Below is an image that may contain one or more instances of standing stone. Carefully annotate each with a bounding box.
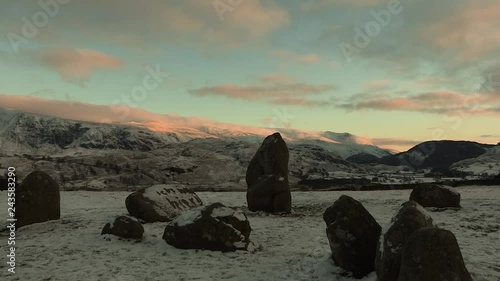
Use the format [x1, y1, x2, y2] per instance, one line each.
[375, 201, 434, 281]
[163, 203, 251, 252]
[101, 215, 144, 240]
[323, 195, 381, 278]
[410, 184, 461, 208]
[246, 132, 291, 213]
[16, 171, 60, 227]
[398, 227, 473, 281]
[126, 184, 203, 223]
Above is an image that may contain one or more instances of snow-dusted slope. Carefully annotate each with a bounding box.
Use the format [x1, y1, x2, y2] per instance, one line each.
[451, 146, 500, 176]
[0, 107, 391, 159]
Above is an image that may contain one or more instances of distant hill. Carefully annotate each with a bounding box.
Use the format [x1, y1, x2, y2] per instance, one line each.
[379, 140, 495, 169]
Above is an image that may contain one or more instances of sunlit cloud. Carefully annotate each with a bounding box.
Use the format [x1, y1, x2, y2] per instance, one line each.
[189, 74, 338, 106]
[362, 80, 390, 91]
[301, 0, 387, 11]
[272, 49, 321, 64]
[32, 48, 125, 83]
[340, 90, 500, 116]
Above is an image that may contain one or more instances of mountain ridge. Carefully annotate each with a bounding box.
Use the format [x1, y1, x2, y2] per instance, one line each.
[0, 106, 390, 159]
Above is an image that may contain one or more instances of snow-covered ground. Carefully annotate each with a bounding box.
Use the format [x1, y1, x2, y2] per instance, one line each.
[1, 186, 499, 281]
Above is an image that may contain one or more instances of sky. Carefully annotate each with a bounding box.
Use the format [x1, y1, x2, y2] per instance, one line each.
[0, 0, 499, 151]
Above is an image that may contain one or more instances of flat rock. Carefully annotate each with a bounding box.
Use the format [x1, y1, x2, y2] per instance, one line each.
[410, 184, 460, 208]
[126, 184, 203, 223]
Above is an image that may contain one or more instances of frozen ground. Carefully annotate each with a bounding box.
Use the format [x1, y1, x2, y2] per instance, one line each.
[0, 186, 499, 281]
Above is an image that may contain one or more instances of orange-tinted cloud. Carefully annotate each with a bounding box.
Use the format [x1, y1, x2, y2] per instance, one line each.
[341, 90, 500, 116]
[189, 75, 337, 106]
[362, 80, 390, 91]
[30, 48, 124, 83]
[301, 0, 387, 11]
[413, 77, 451, 89]
[272, 49, 321, 64]
[191, 84, 335, 100]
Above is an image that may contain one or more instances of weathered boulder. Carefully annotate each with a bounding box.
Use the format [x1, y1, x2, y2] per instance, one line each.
[246, 132, 291, 213]
[126, 184, 203, 223]
[101, 215, 144, 240]
[323, 195, 381, 278]
[398, 227, 472, 281]
[410, 184, 460, 208]
[375, 201, 434, 281]
[163, 203, 251, 252]
[15, 171, 60, 227]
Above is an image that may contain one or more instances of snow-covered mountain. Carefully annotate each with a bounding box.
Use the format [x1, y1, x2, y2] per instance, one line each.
[0, 107, 390, 159]
[0, 106, 391, 191]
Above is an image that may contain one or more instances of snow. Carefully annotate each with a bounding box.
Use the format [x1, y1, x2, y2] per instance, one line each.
[171, 206, 203, 227]
[212, 206, 236, 218]
[0, 186, 499, 281]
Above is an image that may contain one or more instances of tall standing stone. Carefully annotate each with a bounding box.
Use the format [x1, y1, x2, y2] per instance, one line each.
[16, 171, 61, 227]
[246, 132, 291, 213]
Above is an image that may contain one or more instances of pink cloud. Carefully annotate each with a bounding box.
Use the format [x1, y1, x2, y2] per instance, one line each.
[362, 80, 390, 91]
[413, 77, 451, 88]
[33, 48, 124, 83]
[342, 90, 499, 115]
[189, 75, 338, 106]
[301, 0, 387, 11]
[272, 50, 321, 64]
[260, 73, 294, 84]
